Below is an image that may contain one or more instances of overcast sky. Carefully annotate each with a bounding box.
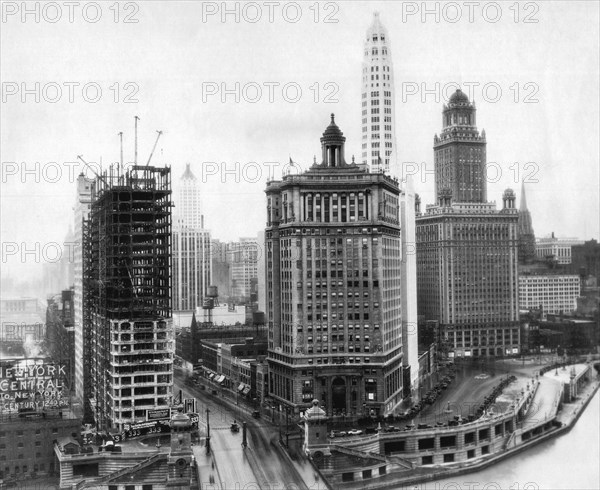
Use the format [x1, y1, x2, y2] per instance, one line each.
[1, 0, 599, 285]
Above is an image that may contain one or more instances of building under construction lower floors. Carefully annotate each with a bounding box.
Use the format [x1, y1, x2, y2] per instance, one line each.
[90, 315, 174, 431]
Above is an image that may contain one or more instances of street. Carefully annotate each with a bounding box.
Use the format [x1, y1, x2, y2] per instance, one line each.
[175, 370, 315, 490]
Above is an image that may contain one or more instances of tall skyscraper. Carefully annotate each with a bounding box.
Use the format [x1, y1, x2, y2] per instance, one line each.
[361, 12, 419, 396]
[434, 89, 487, 203]
[85, 165, 173, 430]
[416, 91, 520, 358]
[361, 12, 396, 173]
[399, 175, 419, 397]
[172, 164, 211, 312]
[518, 181, 536, 264]
[73, 173, 93, 421]
[265, 115, 404, 416]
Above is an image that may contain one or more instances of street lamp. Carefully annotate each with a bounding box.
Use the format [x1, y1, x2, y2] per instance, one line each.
[205, 407, 211, 455]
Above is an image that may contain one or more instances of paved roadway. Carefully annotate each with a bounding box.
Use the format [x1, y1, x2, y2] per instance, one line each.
[175, 371, 313, 490]
[411, 360, 510, 426]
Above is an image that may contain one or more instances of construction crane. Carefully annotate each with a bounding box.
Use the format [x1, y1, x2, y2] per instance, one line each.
[145, 130, 163, 166]
[77, 155, 108, 186]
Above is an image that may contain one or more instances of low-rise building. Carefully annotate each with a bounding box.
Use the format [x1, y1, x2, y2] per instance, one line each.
[535, 233, 584, 265]
[0, 411, 81, 483]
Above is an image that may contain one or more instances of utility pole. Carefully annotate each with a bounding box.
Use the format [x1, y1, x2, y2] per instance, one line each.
[285, 408, 290, 448]
[278, 406, 282, 445]
[205, 407, 211, 455]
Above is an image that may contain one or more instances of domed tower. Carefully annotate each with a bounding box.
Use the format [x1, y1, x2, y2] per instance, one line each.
[361, 11, 397, 174]
[166, 409, 194, 488]
[433, 89, 487, 204]
[503, 188, 516, 209]
[320, 114, 348, 167]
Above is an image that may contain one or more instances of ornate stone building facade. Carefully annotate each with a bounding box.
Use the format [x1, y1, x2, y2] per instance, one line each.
[416, 91, 521, 357]
[265, 115, 405, 416]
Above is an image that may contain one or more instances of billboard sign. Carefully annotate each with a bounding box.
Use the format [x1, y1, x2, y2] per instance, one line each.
[113, 413, 200, 442]
[147, 408, 171, 421]
[0, 358, 70, 413]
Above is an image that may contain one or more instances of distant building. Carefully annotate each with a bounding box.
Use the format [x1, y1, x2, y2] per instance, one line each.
[0, 297, 45, 345]
[416, 90, 521, 358]
[176, 319, 267, 367]
[257, 230, 267, 314]
[228, 238, 259, 301]
[72, 173, 93, 421]
[519, 274, 581, 315]
[201, 337, 267, 376]
[172, 163, 212, 312]
[570, 239, 600, 280]
[45, 288, 76, 390]
[210, 239, 231, 299]
[526, 314, 599, 354]
[518, 182, 536, 264]
[535, 233, 584, 265]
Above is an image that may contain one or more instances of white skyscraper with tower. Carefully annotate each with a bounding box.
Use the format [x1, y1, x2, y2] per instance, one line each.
[361, 12, 419, 399]
[361, 12, 397, 174]
[172, 164, 212, 312]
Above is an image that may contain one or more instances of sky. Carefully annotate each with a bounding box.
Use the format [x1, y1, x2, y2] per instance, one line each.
[1, 0, 599, 286]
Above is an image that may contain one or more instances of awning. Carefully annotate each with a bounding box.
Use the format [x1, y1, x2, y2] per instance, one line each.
[209, 373, 215, 380]
[242, 386, 251, 396]
[237, 383, 245, 392]
[216, 375, 225, 383]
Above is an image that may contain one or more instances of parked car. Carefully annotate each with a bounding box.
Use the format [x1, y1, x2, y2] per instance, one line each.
[332, 430, 347, 437]
[347, 429, 363, 436]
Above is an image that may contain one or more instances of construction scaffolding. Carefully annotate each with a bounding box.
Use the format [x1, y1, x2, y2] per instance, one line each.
[84, 164, 173, 431]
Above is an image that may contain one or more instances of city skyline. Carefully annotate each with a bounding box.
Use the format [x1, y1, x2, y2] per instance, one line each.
[1, 1, 599, 286]
[1, 3, 599, 488]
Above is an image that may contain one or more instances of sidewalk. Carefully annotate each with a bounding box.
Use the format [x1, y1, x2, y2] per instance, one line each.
[192, 444, 221, 490]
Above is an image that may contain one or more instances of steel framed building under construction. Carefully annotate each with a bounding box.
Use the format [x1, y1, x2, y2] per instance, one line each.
[83, 164, 173, 431]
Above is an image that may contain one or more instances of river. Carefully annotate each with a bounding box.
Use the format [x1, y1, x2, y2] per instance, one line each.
[422, 389, 600, 490]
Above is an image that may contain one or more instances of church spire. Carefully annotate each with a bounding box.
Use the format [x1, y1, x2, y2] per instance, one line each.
[518, 180, 536, 263]
[520, 180, 528, 211]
